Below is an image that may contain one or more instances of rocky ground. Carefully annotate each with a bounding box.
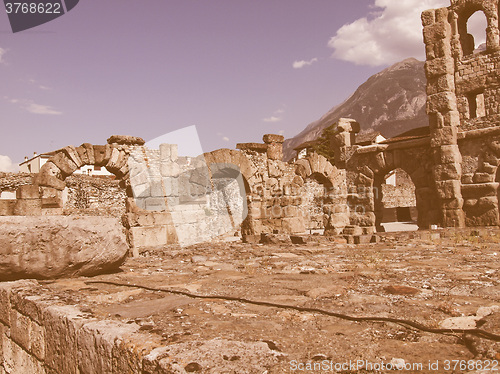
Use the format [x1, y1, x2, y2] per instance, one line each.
[36, 229, 500, 373]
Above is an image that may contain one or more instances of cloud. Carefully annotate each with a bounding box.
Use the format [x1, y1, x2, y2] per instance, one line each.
[293, 58, 318, 69]
[328, 0, 450, 66]
[0, 155, 18, 172]
[26, 103, 62, 115]
[4, 97, 62, 115]
[263, 116, 282, 123]
[0, 48, 6, 64]
[222, 136, 230, 142]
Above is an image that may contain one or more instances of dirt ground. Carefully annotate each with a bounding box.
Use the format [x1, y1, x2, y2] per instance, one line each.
[39, 229, 500, 373]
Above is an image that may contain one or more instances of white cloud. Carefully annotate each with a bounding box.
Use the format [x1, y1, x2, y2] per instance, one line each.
[0, 155, 18, 172]
[0, 48, 6, 64]
[293, 57, 318, 69]
[263, 116, 282, 123]
[26, 103, 62, 115]
[328, 0, 450, 66]
[222, 136, 230, 142]
[4, 97, 62, 115]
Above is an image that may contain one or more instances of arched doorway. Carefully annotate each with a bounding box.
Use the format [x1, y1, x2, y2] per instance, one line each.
[301, 172, 333, 234]
[374, 168, 418, 232]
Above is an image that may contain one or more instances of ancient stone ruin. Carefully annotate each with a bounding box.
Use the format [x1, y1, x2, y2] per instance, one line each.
[2, 0, 500, 253]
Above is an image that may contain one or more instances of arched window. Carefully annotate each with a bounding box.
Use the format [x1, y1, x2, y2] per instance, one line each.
[459, 10, 488, 55]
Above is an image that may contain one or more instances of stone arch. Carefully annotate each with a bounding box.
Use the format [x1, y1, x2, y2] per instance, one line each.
[203, 149, 258, 194]
[203, 149, 259, 237]
[293, 152, 340, 186]
[33, 144, 133, 212]
[350, 147, 438, 231]
[452, 0, 499, 54]
[294, 153, 348, 234]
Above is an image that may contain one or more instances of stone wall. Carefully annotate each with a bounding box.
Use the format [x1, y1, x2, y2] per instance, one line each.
[0, 280, 179, 373]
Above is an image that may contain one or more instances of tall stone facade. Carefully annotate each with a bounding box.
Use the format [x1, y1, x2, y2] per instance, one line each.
[422, 0, 500, 227]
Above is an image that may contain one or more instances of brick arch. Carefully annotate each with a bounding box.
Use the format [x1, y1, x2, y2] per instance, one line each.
[293, 152, 341, 187]
[35, 144, 131, 192]
[203, 149, 258, 194]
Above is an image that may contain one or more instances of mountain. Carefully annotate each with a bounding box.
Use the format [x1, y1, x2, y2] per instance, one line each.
[283, 58, 428, 161]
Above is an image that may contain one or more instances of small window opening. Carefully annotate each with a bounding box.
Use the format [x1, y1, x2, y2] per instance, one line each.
[467, 92, 485, 118]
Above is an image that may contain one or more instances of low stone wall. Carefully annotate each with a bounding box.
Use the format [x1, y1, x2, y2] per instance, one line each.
[0, 280, 155, 373]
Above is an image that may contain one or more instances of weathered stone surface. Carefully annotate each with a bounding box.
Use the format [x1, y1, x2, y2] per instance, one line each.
[262, 134, 284, 144]
[0, 216, 129, 280]
[107, 135, 145, 146]
[15, 185, 40, 200]
[93, 145, 113, 167]
[50, 152, 78, 177]
[35, 162, 65, 191]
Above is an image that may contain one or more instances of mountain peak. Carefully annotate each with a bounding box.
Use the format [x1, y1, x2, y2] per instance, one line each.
[283, 58, 428, 161]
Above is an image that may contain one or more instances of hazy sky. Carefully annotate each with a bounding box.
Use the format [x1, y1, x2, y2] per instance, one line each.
[0, 0, 473, 170]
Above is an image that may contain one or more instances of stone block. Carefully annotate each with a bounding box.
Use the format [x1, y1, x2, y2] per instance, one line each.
[160, 162, 180, 177]
[0, 286, 11, 326]
[262, 134, 284, 144]
[16, 185, 40, 200]
[145, 197, 167, 211]
[51, 152, 78, 177]
[473, 172, 494, 183]
[350, 212, 376, 227]
[0, 216, 129, 280]
[128, 226, 167, 248]
[9, 310, 31, 351]
[107, 135, 145, 145]
[281, 217, 305, 234]
[0, 200, 16, 216]
[30, 321, 45, 361]
[13, 199, 42, 216]
[436, 179, 461, 200]
[61, 146, 84, 168]
[93, 145, 112, 167]
[266, 143, 283, 161]
[430, 127, 458, 147]
[442, 208, 465, 228]
[106, 149, 128, 176]
[160, 144, 178, 162]
[35, 174, 66, 191]
[426, 92, 458, 113]
[421, 9, 435, 26]
[2, 336, 45, 374]
[461, 182, 498, 198]
[41, 197, 63, 208]
[76, 143, 95, 165]
[77, 320, 139, 374]
[478, 196, 498, 210]
[435, 145, 460, 164]
[424, 57, 454, 77]
[43, 305, 85, 374]
[433, 162, 461, 180]
[9, 293, 44, 325]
